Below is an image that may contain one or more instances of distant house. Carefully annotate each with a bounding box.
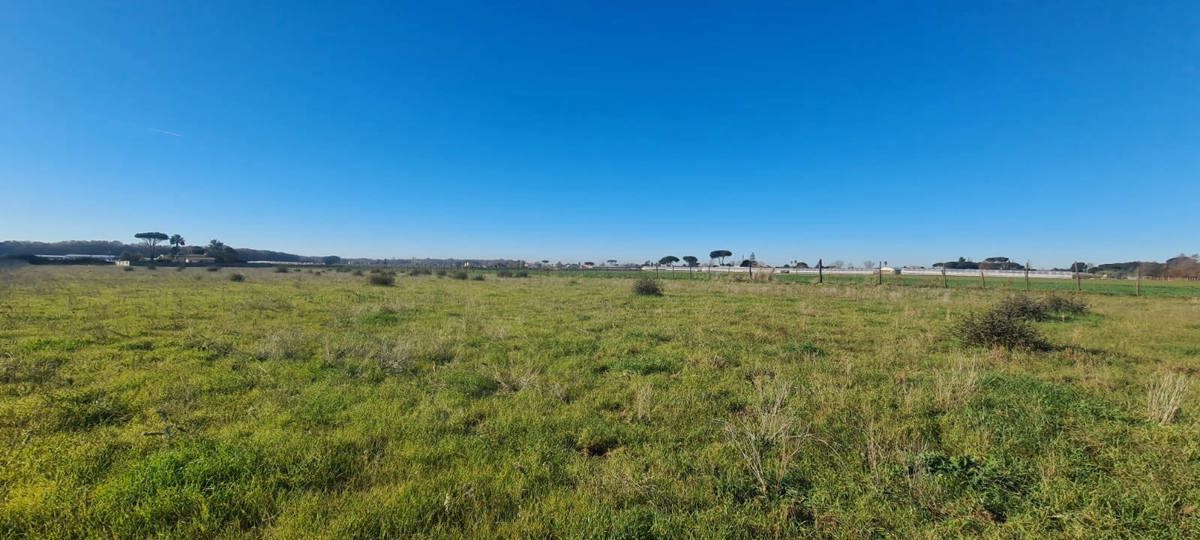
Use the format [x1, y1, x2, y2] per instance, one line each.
[115, 260, 131, 266]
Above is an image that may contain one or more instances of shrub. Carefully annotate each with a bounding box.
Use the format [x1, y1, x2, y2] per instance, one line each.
[451, 271, 468, 280]
[993, 295, 1048, 321]
[515, 270, 529, 278]
[471, 275, 485, 281]
[122, 266, 135, 272]
[274, 266, 289, 273]
[175, 266, 185, 272]
[954, 309, 1047, 350]
[632, 278, 662, 296]
[352, 270, 364, 276]
[206, 266, 221, 272]
[368, 274, 395, 286]
[497, 270, 513, 278]
[994, 294, 1088, 322]
[146, 265, 157, 271]
[228, 273, 246, 282]
[1042, 294, 1088, 316]
[435, 269, 447, 277]
[409, 268, 432, 276]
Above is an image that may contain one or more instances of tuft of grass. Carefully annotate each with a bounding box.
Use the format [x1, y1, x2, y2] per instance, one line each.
[632, 277, 662, 296]
[228, 273, 246, 282]
[471, 275, 485, 281]
[274, 266, 290, 273]
[206, 266, 221, 272]
[1147, 371, 1190, 425]
[451, 271, 468, 280]
[722, 378, 810, 499]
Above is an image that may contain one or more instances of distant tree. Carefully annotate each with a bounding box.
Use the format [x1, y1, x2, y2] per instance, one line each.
[795, 262, 809, 269]
[831, 260, 845, 269]
[709, 250, 732, 266]
[659, 256, 679, 267]
[322, 256, 342, 266]
[1070, 262, 1090, 273]
[134, 232, 169, 257]
[682, 255, 698, 267]
[169, 234, 185, 255]
[606, 259, 618, 266]
[863, 260, 875, 270]
[206, 239, 241, 264]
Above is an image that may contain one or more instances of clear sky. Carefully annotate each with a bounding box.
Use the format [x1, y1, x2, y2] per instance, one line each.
[2, 1, 1197, 266]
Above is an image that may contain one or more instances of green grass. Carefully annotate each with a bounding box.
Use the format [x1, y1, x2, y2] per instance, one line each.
[1, 266, 1198, 538]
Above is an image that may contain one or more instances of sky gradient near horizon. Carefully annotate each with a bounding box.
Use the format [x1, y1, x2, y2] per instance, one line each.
[2, 1, 1198, 266]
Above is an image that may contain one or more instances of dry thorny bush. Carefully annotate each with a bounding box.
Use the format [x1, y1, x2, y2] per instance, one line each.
[723, 377, 814, 499]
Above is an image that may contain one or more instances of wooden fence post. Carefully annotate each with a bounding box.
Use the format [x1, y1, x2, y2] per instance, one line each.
[1024, 261, 1030, 292]
[1136, 265, 1142, 296]
[818, 259, 824, 284]
[980, 268, 986, 289]
[877, 262, 882, 286]
[1075, 266, 1081, 291]
[942, 266, 948, 288]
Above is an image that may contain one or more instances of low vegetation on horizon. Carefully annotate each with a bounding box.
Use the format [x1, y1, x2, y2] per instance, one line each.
[1, 266, 1198, 538]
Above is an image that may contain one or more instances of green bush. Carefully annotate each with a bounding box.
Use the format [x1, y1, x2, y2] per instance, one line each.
[954, 309, 1047, 350]
[497, 270, 513, 278]
[206, 266, 221, 272]
[274, 266, 289, 273]
[122, 266, 135, 272]
[228, 273, 246, 282]
[471, 275, 485, 281]
[632, 278, 662, 296]
[368, 274, 395, 286]
[1042, 294, 1088, 316]
[451, 271, 469, 280]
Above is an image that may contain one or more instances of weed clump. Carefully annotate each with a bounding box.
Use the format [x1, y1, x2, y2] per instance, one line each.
[228, 273, 246, 282]
[368, 273, 396, 286]
[1041, 294, 1088, 317]
[122, 266, 135, 272]
[497, 270, 512, 278]
[954, 309, 1048, 350]
[993, 294, 1088, 322]
[1147, 371, 1190, 425]
[451, 271, 469, 280]
[274, 266, 289, 273]
[632, 278, 662, 296]
[471, 275, 485, 281]
[206, 266, 221, 272]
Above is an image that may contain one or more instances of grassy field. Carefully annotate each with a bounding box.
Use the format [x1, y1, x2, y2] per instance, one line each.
[573, 269, 1200, 298]
[1, 266, 1198, 538]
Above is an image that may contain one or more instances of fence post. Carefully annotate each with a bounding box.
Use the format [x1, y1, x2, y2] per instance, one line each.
[818, 259, 824, 284]
[1075, 266, 1081, 291]
[942, 266, 948, 288]
[980, 268, 986, 289]
[877, 262, 882, 286]
[1024, 261, 1030, 292]
[1136, 265, 1142, 296]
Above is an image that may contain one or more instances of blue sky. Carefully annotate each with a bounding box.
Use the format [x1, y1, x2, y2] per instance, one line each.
[2, 1, 1197, 266]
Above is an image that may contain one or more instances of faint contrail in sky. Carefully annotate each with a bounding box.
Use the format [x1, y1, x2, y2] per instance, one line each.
[150, 128, 183, 137]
